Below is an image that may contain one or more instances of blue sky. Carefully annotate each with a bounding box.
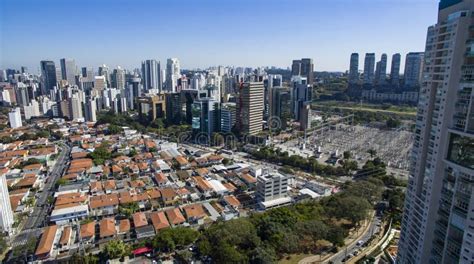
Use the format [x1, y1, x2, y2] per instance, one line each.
[0, 0, 438, 73]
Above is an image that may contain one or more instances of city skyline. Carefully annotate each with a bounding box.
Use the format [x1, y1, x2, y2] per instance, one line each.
[1, 0, 437, 72]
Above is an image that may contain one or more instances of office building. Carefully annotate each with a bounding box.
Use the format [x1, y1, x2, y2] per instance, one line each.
[40, 61, 57, 95]
[98, 65, 110, 87]
[94, 76, 106, 91]
[256, 171, 291, 209]
[8, 107, 22, 128]
[404, 52, 425, 88]
[191, 98, 220, 138]
[390, 53, 401, 86]
[141, 60, 161, 92]
[60, 58, 77, 86]
[220, 102, 236, 133]
[291, 58, 314, 85]
[398, 1, 474, 263]
[363, 53, 376, 84]
[0, 173, 14, 234]
[237, 82, 264, 135]
[112, 66, 126, 90]
[374, 53, 387, 85]
[137, 94, 166, 122]
[270, 87, 291, 130]
[291, 76, 311, 122]
[349, 53, 359, 84]
[166, 58, 180, 92]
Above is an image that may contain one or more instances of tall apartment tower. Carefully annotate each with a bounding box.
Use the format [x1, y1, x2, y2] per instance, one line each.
[398, 1, 474, 263]
[40, 60, 57, 95]
[85, 97, 97, 122]
[363, 53, 376, 84]
[166, 58, 180, 92]
[60, 58, 77, 86]
[404, 52, 425, 88]
[390, 53, 401, 86]
[237, 82, 264, 135]
[112, 66, 126, 90]
[0, 172, 14, 234]
[8, 107, 22, 128]
[141, 60, 161, 92]
[349, 53, 359, 84]
[374, 53, 387, 85]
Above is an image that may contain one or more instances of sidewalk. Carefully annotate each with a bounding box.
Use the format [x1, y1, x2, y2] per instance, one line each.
[299, 211, 375, 264]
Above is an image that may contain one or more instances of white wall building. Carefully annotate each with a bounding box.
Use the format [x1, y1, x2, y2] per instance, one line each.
[8, 107, 22, 128]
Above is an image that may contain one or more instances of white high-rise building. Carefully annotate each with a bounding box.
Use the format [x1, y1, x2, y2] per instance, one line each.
[85, 97, 97, 122]
[404, 52, 425, 88]
[398, 1, 474, 263]
[23, 99, 40, 120]
[8, 107, 22, 128]
[166, 58, 180, 92]
[69, 94, 83, 121]
[0, 173, 14, 234]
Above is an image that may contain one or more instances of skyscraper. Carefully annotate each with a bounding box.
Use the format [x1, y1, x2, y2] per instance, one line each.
[98, 65, 110, 87]
[363, 53, 375, 84]
[0, 172, 14, 234]
[349, 53, 359, 84]
[112, 66, 126, 90]
[141, 60, 161, 92]
[404, 52, 425, 88]
[40, 61, 57, 95]
[291, 58, 314, 85]
[237, 82, 264, 135]
[85, 97, 97, 122]
[390, 53, 401, 86]
[398, 1, 474, 263]
[166, 58, 180, 92]
[60, 58, 77, 86]
[374, 53, 387, 85]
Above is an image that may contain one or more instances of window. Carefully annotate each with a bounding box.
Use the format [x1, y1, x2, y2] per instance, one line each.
[447, 133, 474, 169]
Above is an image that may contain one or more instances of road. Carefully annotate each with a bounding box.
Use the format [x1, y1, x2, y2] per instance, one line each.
[8, 142, 70, 257]
[325, 214, 382, 263]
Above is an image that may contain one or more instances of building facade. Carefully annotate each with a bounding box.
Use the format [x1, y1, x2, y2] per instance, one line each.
[398, 1, 474, 263]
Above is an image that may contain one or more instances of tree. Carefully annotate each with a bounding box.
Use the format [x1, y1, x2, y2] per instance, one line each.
[104, 240, 130, 259]
[367, 149, 377, 158]
[107, 124, 123, 135]
[0, 233, 7, 255]
[343, 151, 351, 160]
[212, 133, 225, 146]
[88, 145, 112, 165]
[250, 245, 277, 264]
[55, 178, 67, 188]
[119, 202, 139, 217]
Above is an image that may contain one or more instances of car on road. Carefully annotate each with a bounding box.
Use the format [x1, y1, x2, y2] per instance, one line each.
[356, 240, 364, 246]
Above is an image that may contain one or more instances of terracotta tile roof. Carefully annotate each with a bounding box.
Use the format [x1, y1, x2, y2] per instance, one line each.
[240, 173, 257, 184]
[224, 195, 241, 208]
[223, 182, 237, 192]
[129, 180, 146, 188]
[22, 163, 42, 170]
[175, 156, 189, 166]
[59, 226, 71, 246]
[28, 147, 55, 156]
[165, 208, 186, 225]
[176, 187, 191, 196]
[182, 204, 207, 220]
[132, 212, 148, 228]
[150, 211, 170, 231]
[195, 168, 209, 176]
[119, 219, 130, 233]
[193, 176, 212, 191]
[160, 188, 177, 200]
[15, 177, 37, 188]
[119, 191, 149, 205]
[35, 225, 58, 257]
[111, 165, 122, 173]
[71, 152, 88, 159]
[154, 172, 168, 185]
[55, 192, 87, 206]
[90, 181, 103, 192]
[9, 195, 21, 211]
[100, 218, 116, 238]
[208, 154, 223, 161]
[80, 221, 95, 239]
[104, 180, 116, 190]
[147, 188, 161, 199]
[89, 193, 119, 209]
